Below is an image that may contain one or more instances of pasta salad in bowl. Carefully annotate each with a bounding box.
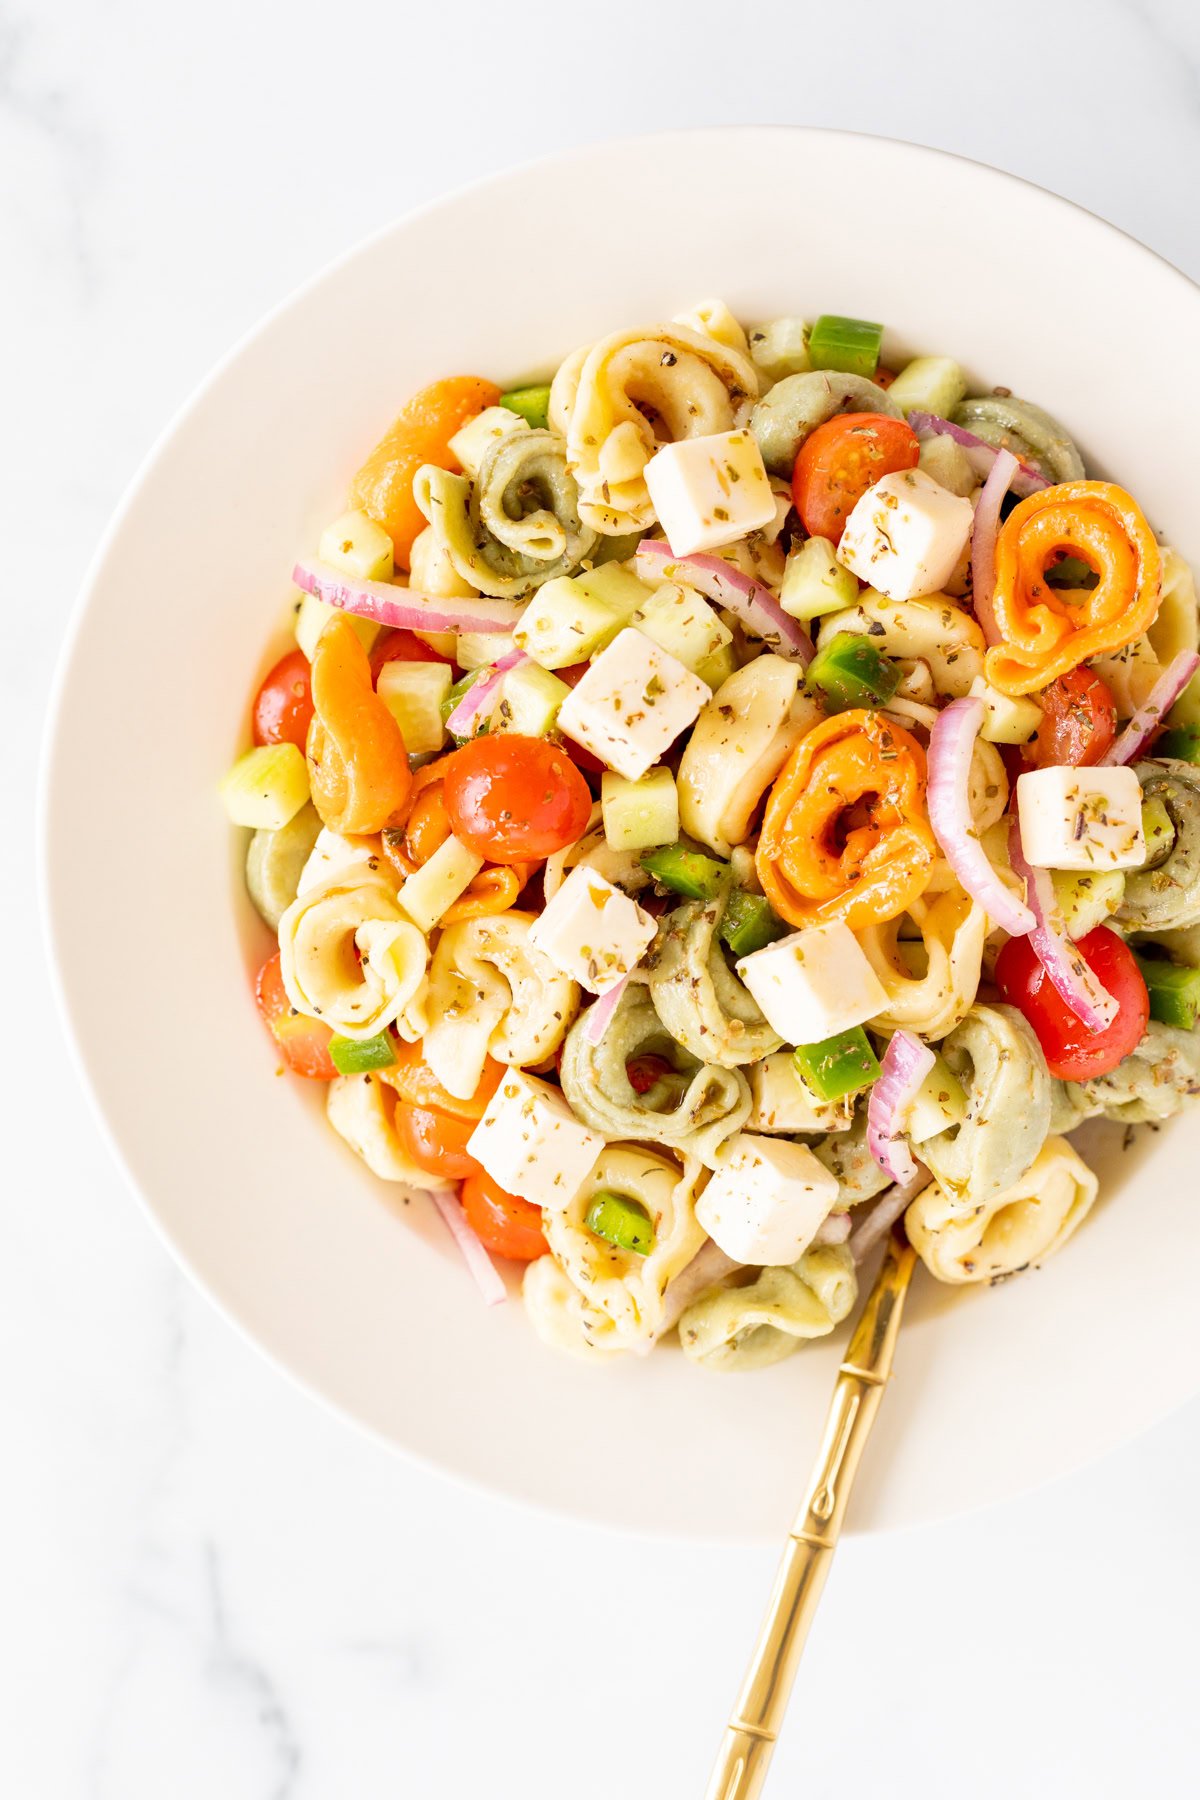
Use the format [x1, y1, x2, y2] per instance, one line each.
[224, 298, 1200, 1372]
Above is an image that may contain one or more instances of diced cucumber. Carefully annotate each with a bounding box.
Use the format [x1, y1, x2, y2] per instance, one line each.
[395, 834, 485, 932]
[1133, 954, 1200, 1030]
[295, 590, 378, 661]
[1156, 723, 1200, 762]
[447, 406, 529, 479]
[495, 661, 571, 737]
[1166, 672, 1200, 731]
[376, 660, 452, 754]
[498, 385, 552, 430]
[245, 802, 322, 930]
[917, 434, 977, 499]
[601, 768, 680, 851]
[316, 508, 394, 582]
[967, 675, 1043, 745]
[694, 639, 739, 691]
[640, 842, 726, 900]
[779, 536, 859, 622]
[631, 580, 732, 675]
[906, 1054, 968, 1143]
[793, 1029, 881, 1103]
[887, 356, 967, 419]
[1141, 796, 1177, 869]
[456, 630, 516, 671]
[807, 632, 900, 710]
[220, 743, 310, 830]
[747, 316, 810, 385]
[1050, 868, 1126, 939]
[720, 890, 786, 958]
[514, 565, 649, 669]
[807, 315, 883, 379]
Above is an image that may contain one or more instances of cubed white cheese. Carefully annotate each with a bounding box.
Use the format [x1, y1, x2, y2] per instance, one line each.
[643, 429, 777, 556]
[298, 827, 379, 895]
[839, 467, 975, 601]
[527, 864, 657, 995]
[747, 1051, 854, 1134]
[447, 405, 528, 479]
[466, 1070, 604, 1212]
[736, 923, 889, 1044]
[557, 628, 710, 781]
[1015, 765, 1146, 871]
[696, 1133, 840, 1265]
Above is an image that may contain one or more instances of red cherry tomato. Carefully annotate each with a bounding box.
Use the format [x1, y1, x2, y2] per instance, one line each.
[791, 412, 920, 544]
[461, 1169, 548, 1262]
[369, 628, 457, 683]
[626, 1053, 675, 1095]
[253, 951, 337, 1079]
[396, 1102, 482, 1179]
[252, 650, 314, 749]
[994, 925, 1148, 1080]
[441, 735, 592, 864]
[1034, 668, 1117, 768]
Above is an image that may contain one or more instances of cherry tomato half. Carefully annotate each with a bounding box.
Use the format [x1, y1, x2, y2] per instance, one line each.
[1034, 668, 1116, 768]
[253, 950, 337, 1079]
[461, 1169, 548, 1262]
[395, 1103, 481, 1179]
[994, 925, 1148, 1080]
[252, 650, 314, 749]
[369, 628, 457, 684]
[441, 735, 592, 864]
[791, 412, 920, 544]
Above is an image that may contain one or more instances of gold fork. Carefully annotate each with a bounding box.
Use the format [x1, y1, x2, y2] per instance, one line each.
[704, 1225, 918, 1800]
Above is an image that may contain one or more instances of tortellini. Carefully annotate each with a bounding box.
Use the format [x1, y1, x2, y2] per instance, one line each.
[326, 1072, 444, 1189]
[951, 394, 1084, 483]
[421, 911, 580, 1100]
[246, 802, 322, 930]
[676, 656, 821, 858]
[542, 1145, 707, 1348]
[920, 1005, 1052, 1204]
[816, 592, 986, 698]
[906, 1136, 1098, 1284]
[647, 893, 783, 1068]
[277, 864, 429, 1041]
[810, 1110, 891, 1208]
[522, 1255, 627, 1361]
[856, 881, 988, 1041]
[750, 370, 900, 476]
[558, 983, 750, 1168]
[1096, 551, 1200, 714]
[1051, 1021, 1200, 1128]
[549, 320, 759, 534]
[677, 1245, 857, 1371]
[414, 428, 597, 598]
[1118, 761, 1200, 932]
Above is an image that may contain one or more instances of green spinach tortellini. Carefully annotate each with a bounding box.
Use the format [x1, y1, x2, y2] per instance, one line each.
[1118, 761, 1200, 932]
[920, 1005, 1052, 1204]
[677, 1245, 857, 1371]
[647, 893, 783, 1069]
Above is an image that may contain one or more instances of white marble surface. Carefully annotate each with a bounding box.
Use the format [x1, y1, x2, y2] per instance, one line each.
[9, 1, 1200, 1793]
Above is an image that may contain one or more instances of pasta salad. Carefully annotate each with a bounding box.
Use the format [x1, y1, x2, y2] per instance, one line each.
[222, 301, 1200, 1371]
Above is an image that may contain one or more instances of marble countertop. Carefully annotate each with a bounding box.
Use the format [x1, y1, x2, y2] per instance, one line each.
[10, 1, 1200, 1793]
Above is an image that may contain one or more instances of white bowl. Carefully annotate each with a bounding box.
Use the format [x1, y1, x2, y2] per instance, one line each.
[42, 129, 1200, 1540]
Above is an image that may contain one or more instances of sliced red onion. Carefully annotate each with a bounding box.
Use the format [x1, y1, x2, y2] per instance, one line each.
[293, 559, 522, 635]
[848, 1164, 930, 1263]
[428, 1186, 507, 1306]
[634, 539, 814, 665]
[1100, 649, 1200, 766]
[1008, 817, 1119, 1030]
[445, 647, 528, 736]
[928, 697, 1036, 935]
[970, 448, 1019, 646]
[583, 973, 631, 1043]
[907, 413, 1049, 496]
[867, 1031, 935, 1185]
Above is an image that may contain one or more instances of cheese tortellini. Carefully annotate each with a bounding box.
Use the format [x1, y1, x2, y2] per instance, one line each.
[1118, 761, 1200, 932]
[549, 320, 759, 534]
[647, 893, 783, 1068]
[421, 911, 581, 1100]
[816, 592, 986, 698]
[856, 881, 989, 1041]
[1051, 1021, 1200, 1129]
[677, 1245, 857, 1371]
[906, 1137, 1098, 1284]
[277, 864, 429, 1041]
[327, 1072, 444, 1189]
[676, 656, 821, 858]
[750, 370, 900, 476]
[920, 1005, 1052, 1205]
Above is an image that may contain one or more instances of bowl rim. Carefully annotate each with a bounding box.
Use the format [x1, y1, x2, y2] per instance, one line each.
[38, 125, 1200, 1540]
